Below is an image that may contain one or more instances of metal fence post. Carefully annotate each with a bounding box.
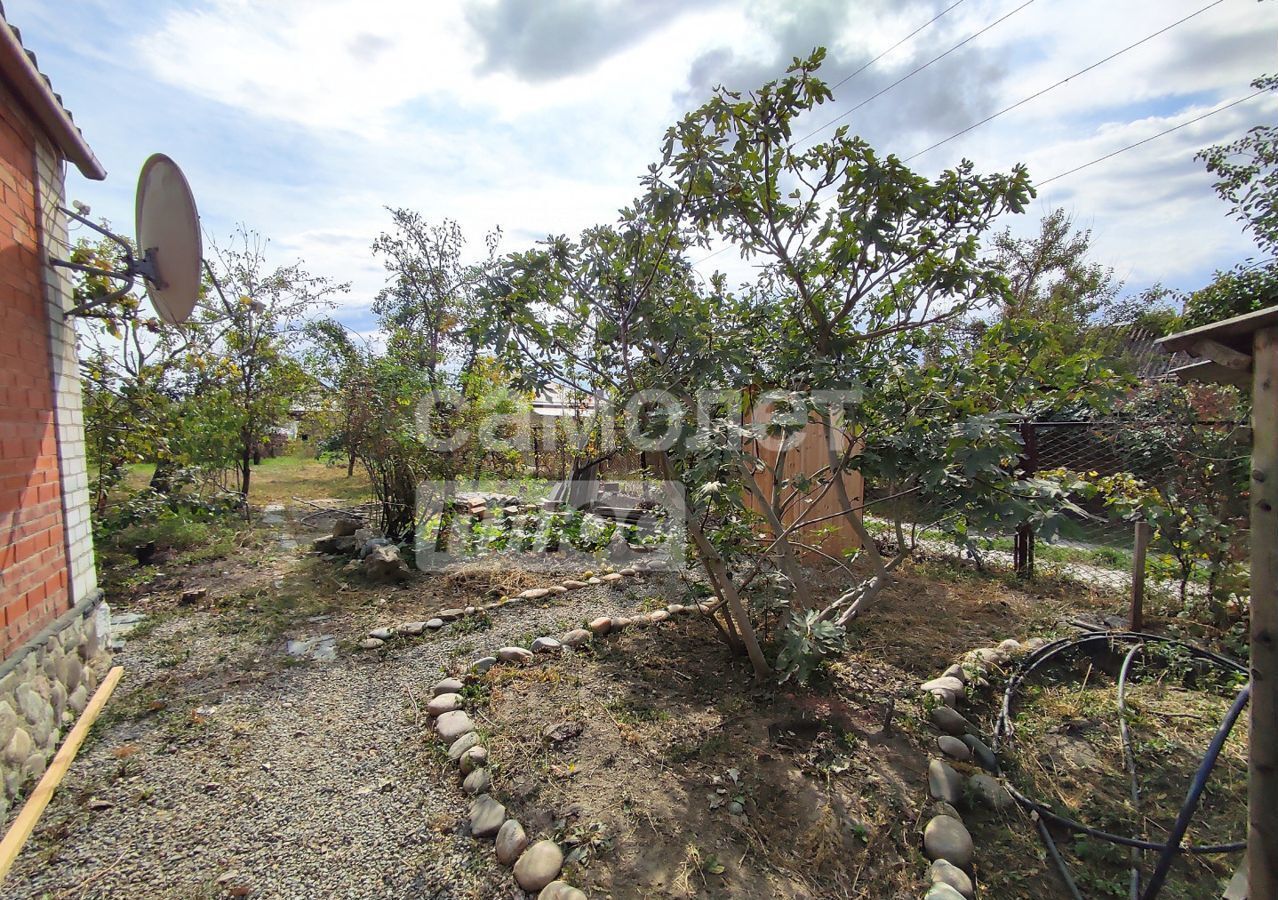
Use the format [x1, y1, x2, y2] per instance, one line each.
[1014, 420, 1038, 579]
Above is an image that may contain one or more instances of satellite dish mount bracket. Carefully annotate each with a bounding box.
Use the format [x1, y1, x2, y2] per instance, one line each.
[49, 205, 163, 317]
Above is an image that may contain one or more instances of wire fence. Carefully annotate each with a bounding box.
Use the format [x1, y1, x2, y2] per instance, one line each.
[865, 416, 1253, 611]
[1023, 421, 1173, 595]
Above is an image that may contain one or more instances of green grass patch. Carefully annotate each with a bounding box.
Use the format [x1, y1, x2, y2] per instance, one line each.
[126, 455, 374, 505]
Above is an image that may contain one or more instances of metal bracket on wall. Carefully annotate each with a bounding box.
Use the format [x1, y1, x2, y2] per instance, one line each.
[47, 205, 160, 318]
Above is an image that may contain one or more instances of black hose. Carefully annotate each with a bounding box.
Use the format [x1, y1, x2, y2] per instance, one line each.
[990, 630, 1249, 896]
[997, 633, 1245, 753]
[1117, 644, 1145, 900]
[1038, 815, 1086, 900]
[1000, 782, 1245, 853]
[1140, 682, 1251, 900]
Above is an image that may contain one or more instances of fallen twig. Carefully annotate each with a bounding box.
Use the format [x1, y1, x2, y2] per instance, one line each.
[403, 685, 422, 729]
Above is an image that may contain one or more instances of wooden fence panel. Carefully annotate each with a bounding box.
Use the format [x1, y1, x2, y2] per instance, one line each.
[743, 416, 864, 560]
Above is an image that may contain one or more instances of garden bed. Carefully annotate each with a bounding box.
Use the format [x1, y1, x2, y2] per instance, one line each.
[459, 564, 1150, 899]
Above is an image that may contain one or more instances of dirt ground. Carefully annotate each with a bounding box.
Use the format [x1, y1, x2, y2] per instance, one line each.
[7, 507, 653, 899]
[465, 560, 1247, 900]
[465, 564, 1129, 900]
[2, 493, 1250, 899]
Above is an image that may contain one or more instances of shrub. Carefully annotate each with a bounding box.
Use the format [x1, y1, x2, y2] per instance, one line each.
[93, 476, 242, 555]
[113, 513, 211, 553]
[775, 611, 846, 685]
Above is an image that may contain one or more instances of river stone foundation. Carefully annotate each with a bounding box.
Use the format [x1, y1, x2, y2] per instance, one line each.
[0, 595, 112, 820]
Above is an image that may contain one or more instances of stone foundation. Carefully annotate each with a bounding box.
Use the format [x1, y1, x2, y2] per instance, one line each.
[0, 594, 112, 820]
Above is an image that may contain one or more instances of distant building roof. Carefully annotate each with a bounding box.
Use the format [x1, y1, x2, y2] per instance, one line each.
[0, 4, 105, 179]
[1121, 323, 1194, 381]
[532, 384, 598, 418]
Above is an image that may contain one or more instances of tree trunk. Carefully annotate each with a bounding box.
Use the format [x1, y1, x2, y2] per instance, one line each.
[347, 452, 356, 477]
[699, 562, 743, 653]
[653, 450, 769, 677]
[817, 412, 897, 624]
[743, 473, 814, 610]
[240, 450, 252, 499]
[149, 458, 176, 494]
[688, 521, 771, 678]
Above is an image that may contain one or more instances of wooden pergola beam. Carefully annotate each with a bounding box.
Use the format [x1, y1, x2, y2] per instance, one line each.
[1190, 337, 1253, 372]
[1252, 324, 1277, 900]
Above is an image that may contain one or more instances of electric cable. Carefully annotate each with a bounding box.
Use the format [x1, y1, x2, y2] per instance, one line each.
[794, 0, 1038, 146]
[904, 0, 1225, 163]
[1036, 89, 1266, 187]
[829, 0, 970, 92]
[691, 0, 975, 268]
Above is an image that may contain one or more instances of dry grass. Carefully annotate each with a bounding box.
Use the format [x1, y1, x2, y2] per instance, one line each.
[990, 647, 1248, 900]
[462, 553, 1246, 899]
[474, 615, 933, 899]
[96, 457, 1246, 899]
[437, 561, 544, 599]
[849, 556, 1120, 677]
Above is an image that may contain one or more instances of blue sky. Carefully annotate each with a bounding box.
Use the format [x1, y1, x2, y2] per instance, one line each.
[12, 0, 1278, 334]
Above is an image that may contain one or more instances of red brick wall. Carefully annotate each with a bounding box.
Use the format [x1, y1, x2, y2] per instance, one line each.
[0, 95, 69, 658]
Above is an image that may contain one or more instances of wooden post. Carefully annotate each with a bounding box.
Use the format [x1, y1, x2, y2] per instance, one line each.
[1130, 521, 1151, 632]
[1250, 325, 1278, 900]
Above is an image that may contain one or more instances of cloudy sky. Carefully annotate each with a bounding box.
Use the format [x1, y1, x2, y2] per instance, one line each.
[12, 0, 1278, 333]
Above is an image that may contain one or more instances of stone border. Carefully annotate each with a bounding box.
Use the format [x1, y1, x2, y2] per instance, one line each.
[410, 589, 721, 899]
[423, 649, 592, 896]
[915, 636, 1048, 900]
[357, 561, 691, 650]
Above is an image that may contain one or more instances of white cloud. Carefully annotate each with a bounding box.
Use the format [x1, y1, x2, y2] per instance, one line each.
[22, 0, 1278, 330]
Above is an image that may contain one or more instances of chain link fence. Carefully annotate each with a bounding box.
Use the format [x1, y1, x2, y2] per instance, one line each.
[864, 416, 1252, 613]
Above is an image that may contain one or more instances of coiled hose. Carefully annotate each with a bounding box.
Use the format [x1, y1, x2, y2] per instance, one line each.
[992, 631, 1248, 899]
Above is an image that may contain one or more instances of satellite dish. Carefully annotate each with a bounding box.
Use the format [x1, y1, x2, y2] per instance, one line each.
[51, 154, 203, 323]
[135, 154, 202, 325]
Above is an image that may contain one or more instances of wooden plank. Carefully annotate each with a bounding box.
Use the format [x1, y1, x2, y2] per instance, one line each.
[1249, 325, 1278, 900]
[1191, 337, 1253, 372]
[1160, 303, 1278, 354]
[0, 665, 124, 884]
[742, 413, 864, 560]
[1169, 359, 1254, 389]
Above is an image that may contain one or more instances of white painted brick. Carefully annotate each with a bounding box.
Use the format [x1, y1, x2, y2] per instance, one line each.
[33, 140, 98, 606]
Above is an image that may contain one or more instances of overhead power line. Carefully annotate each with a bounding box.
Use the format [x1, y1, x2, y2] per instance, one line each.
[691, 91, 1268, 269]
[904, 0, 1225, 162]
[794, 0, 1038, 146]
[690, 245, 730, 268]
[691, 0, 1251, 268]
[1035, 88, 1267, 187]
[829, 0, 969, 92]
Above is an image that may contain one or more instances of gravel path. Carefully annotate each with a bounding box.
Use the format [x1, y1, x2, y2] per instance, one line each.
[7, 540, 662, 899]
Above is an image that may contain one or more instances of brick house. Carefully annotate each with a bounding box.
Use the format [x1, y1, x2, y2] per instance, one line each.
[0, 9, 112, 815]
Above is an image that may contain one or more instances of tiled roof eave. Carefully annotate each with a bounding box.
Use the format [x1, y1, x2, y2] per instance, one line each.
[0, 8, 105, 180]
